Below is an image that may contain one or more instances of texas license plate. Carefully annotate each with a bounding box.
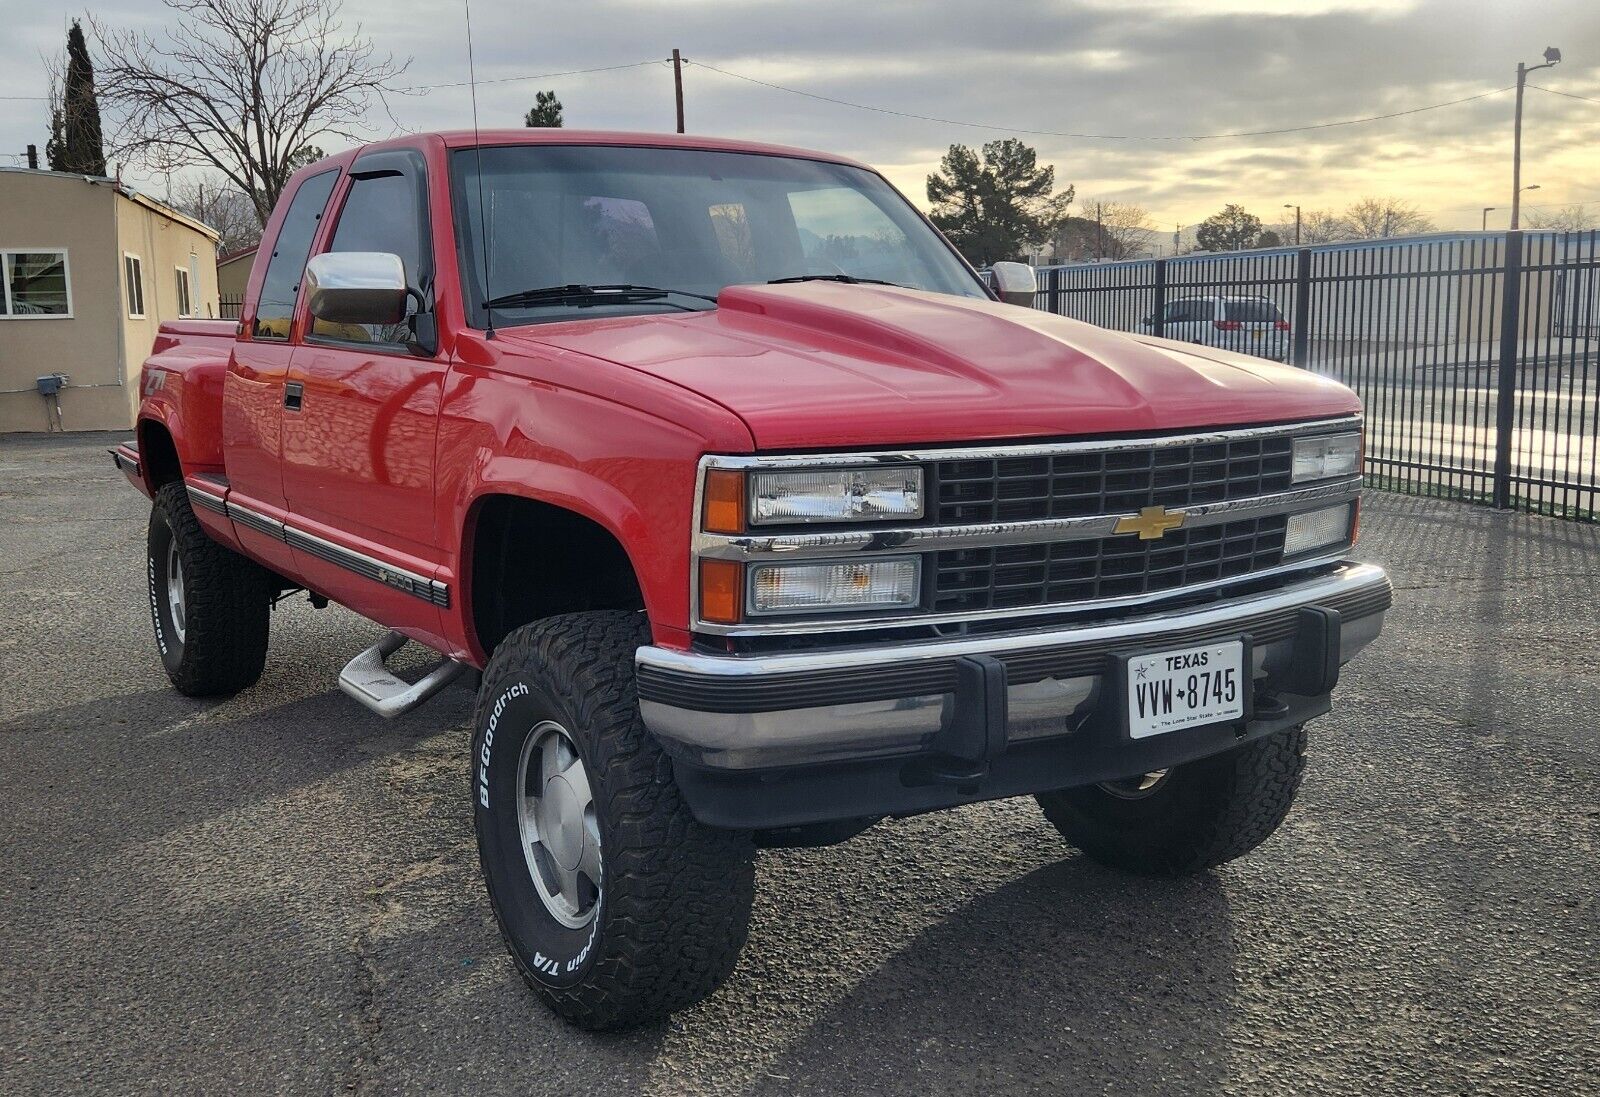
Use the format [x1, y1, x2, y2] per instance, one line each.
[1126, 640, 1245, 739]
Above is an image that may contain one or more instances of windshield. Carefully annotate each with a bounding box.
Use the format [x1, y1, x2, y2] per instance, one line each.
[450, 144, 987, 327]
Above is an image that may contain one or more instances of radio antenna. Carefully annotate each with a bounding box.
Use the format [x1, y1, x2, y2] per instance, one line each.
[462, 0, 494, 338]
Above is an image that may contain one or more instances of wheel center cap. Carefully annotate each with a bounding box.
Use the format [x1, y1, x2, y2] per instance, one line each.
[541, 775, 585, 871]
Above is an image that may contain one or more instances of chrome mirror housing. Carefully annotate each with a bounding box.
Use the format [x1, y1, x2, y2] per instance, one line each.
[990, 261, 1037, 307]
[304, 252, 408, 326]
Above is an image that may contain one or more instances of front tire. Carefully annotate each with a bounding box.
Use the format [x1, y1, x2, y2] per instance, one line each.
[1036, 725, 1308, 875]
[147, 481, 271, 696]
[472, 611, 755, 1030]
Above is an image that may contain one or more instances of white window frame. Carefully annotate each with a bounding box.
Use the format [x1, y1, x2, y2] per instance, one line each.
[174, 265, 193, 317]
[124, 252, 145, 319]
[0, 248, 73, 320]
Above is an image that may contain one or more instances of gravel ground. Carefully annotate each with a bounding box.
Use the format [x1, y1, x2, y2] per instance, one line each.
[1, 432, 1596, 1096]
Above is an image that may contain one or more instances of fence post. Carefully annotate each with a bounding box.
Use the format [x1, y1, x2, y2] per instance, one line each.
[1292, 248, 1312, 368]
[1152, 259, 1166, 336]
[1492, 231, 1524, 509]
[1048, 267, 1062, 314]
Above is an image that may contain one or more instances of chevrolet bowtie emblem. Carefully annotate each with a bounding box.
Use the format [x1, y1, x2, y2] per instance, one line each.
[1114, 505, 1187, 540]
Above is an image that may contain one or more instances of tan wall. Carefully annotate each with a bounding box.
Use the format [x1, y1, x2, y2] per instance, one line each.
[0, 172, 221, 432]
[217, 251, 255, 300]
[117, 194, 222, 424]
[0, 172, 126, 432]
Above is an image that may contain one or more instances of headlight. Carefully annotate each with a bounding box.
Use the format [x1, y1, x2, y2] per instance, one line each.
[1292, 432, 1361, 483]
[748, 558, 921, 615]
[1283, 503, 1353, 556]
[748, 467, 923, 526]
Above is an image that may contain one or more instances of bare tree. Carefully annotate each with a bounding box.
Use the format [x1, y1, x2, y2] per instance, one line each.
[1091, 200, 1156, 258]
[1524, 204, 1598, 232]
[1342, 196, 1434, 240]
[92, 0, 407, 226]
[1273, 209, 1350, 245]
[1051, 201, 1154, 261]
[170, 176, 263, 253]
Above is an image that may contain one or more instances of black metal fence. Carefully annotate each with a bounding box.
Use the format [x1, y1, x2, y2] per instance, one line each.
[1011, 230, 1599, 520]
[218, 294, 243, 320]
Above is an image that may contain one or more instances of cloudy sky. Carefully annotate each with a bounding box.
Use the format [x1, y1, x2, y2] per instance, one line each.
[4, 0, 1597, 235]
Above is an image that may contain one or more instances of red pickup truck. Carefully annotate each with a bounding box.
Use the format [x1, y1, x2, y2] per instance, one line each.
[114, 129, 1390, 1030]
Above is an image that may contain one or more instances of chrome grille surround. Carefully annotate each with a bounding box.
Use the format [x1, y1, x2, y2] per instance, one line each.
[693, 416, 1363, 637]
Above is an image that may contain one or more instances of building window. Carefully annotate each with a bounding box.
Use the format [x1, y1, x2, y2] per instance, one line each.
[175, 266, 192, 317]
[0, 250, 72, 318]
[124, 253, 145, 318]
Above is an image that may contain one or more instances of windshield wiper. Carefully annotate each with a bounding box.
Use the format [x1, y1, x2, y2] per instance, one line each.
[484, 283, 719, 311]
[767, 273, 903, 287]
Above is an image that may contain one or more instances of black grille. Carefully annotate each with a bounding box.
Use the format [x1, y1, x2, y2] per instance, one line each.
[933, 436, 1296, 525]
[932, 516, 1289, 613]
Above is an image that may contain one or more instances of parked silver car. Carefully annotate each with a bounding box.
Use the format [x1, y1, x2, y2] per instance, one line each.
[1141, 295, 1291, 362]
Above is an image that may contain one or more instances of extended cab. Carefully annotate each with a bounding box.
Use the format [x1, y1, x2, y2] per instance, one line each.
[114, 130, 1390, 1030]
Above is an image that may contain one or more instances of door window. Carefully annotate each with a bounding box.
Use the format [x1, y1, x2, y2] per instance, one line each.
[310, 167, 430, 346]
[253, 169, 338, 340]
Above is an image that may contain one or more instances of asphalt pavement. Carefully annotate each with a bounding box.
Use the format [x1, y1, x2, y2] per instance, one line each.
[1, 432, 1596, 1096]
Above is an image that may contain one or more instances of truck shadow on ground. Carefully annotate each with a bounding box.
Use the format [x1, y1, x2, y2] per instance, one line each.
[738, 851, 1238, 1097]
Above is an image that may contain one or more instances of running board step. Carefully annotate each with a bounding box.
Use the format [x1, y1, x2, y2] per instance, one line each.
[339, 631, 467, 719]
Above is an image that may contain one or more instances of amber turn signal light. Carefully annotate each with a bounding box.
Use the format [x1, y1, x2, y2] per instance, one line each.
[698, 559, 743, 624]
[702, 469, 745, 534]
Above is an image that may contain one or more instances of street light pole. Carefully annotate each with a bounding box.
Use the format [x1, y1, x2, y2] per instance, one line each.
[1283, 204, 1301, 246]
[1482, 207, 1496, 231]
[1511, 47, 1561, 230]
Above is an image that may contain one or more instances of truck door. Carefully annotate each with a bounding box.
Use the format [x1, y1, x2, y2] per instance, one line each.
[221, 167, 340, 577]
[281, 149, 450, 636]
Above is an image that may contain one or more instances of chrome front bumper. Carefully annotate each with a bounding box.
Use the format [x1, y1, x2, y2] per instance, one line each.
[637, 562, 1391, 776]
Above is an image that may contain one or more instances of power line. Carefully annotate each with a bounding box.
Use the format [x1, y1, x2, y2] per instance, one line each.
[1528, 84, 1600, 106]
[398, 59, 667, 94]
[684, 59, 1516, 142]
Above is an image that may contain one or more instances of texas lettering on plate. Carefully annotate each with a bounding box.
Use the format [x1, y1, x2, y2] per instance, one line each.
[1126, 640, 1246, 739]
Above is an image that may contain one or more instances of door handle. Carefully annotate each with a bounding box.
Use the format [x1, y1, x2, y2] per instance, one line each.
[284, 382, 304, 411]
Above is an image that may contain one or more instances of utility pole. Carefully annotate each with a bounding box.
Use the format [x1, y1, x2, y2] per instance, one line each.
[1094, 202, 1104, 261]
[1482, 207, 1496, 231]
[1284, 204, 1301, 246]
[1511, 47, 1561, 230]
[672, 49, 685, 134]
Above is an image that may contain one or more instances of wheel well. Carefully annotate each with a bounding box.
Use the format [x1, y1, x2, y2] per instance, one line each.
[468, 495, 645, 657]
[139, 420, 182, 488]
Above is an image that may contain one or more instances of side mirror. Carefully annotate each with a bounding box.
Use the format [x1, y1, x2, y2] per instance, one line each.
[304, 252, 408, 326]
[990, 261, 1037, 307]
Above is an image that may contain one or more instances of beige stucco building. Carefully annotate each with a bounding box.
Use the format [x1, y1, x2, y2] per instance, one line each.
[0, 167, 220, 433]
[216, 244, 257, 313]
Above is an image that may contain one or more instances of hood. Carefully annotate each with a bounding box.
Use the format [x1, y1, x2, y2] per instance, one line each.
[510, 283, 1360, 451]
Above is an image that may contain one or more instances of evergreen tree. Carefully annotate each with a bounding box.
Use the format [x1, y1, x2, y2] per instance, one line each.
[524, 91, 564, 128]
[925, 140, 1071, 266]
[59, 20, 108, 176]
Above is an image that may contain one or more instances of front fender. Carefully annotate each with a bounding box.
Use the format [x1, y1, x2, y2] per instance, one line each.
[435, 358, 754, 662]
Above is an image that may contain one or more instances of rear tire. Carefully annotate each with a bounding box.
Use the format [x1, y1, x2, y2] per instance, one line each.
[1036, 725, 1308, 875]
[147, 481, 271, 696]
[472, 611, 755, 1031]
